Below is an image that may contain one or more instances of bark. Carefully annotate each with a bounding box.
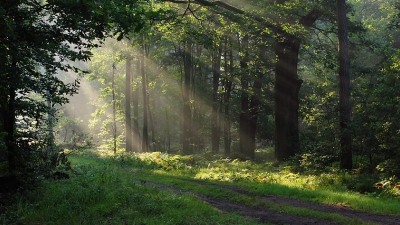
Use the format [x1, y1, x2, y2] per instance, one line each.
[239, 35, 251, 158]
[246, 43, 268, 160]
[125, 55, 133, 152]
[211, 47, 222, 153]
[337, 0, 352, 170]
[274, 37, 303, 161]
[182, 42, 193, 154]
[141, 37, 149, 152]
[133, 57, 141, 152]
[223, 37, 233, 155]
[273, 3, 321, 161]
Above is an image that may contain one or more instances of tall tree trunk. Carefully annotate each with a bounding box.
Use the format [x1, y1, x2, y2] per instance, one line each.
[337, 0, 352, 170]
[273, 0, 321, 161]
[274, 36, 303, 161]
[182, 42, 193, 154]
[239, 35, 251, 158]
[193, 45, 204, 152]
[141, 37, 149, 152]
[133, 57, 141, 152]
[246, 43, 268, 159]
[211, 47, 222, 153]
[112, 63, 117, 154]
[125, 55, 133, 152]
[223, 37, 233, 155]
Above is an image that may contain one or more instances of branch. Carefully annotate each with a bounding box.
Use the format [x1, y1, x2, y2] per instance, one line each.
[165, 0, 321, 34]
[182, 0, 201, 20]
[164, 0, 275, 29]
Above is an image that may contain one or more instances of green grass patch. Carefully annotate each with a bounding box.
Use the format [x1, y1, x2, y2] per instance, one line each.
[2, 164, 261, 225]
[4, 149, 400, 225]
[76, 149, 400, 216]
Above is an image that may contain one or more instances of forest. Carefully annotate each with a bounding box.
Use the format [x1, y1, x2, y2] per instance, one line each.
[1, 0, 400, 224]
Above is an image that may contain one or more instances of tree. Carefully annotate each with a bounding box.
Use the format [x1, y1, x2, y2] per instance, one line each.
[0, 0, 152, 181]
[211, 45, 222, 153]
[182, 41, 193, 154]
[337, 0, 352, 170]
[125, 54, 133, 152]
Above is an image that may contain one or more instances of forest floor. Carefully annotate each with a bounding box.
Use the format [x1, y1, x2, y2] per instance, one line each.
[4, 151, 400, 225]
[122, 169, 400, 225]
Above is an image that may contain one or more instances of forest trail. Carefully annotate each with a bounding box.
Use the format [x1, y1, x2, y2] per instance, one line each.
[121, 170, 400, 225]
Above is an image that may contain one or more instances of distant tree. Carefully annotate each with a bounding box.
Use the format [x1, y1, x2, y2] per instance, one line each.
[125, 54, 133, 152]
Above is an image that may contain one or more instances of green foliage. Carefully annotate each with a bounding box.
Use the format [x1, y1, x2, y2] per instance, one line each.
[2, 163, 260, 225]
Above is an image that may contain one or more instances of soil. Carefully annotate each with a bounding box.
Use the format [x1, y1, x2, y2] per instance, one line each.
[127, 173, 400, 225]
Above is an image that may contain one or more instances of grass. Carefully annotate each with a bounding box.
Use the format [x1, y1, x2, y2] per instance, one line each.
[1, 163, 261, 225]
[2, 148, 400, 225]
[91, 149, 400, 215]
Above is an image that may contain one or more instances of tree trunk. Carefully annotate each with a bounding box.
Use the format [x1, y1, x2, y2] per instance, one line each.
[165, 108, 171, 153]
[337, 0, 352, 170]
[246, 43, 268, 159]
[223, 37, 233, 156]
[133, 57, 141, 152]
[141, 37, 149, 152]
[274, 36, 303, 161]
[148, 103, 156, 151]
[239, 35, 251, 158]
[125, 55, 133, 152]
[112, 63, 117, 154]
[211, 47, 222, 153]
[273, 0, 321, 162]
[182, 42, 193, 154]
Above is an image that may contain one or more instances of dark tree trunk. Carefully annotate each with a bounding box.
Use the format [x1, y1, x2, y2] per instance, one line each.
[182, 42, 193, 155]
[223, 37, 233, 156]
[125, 55, 133, 152]
[133, 57, 141, 152]
[273, 1, 321, 161]
[239, 35, 251, 158]
[246, 43, 268, 160]
[211, 47, 222, 153]
[337, 0, 352, 170]
[274, 37, 303, 161]
[141, 37, 149, 152]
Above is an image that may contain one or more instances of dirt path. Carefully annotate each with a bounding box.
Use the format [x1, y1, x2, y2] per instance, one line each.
[120, 170, 400, 225]
[182, 179, 400, 225]
[139, 179, 337, 225]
